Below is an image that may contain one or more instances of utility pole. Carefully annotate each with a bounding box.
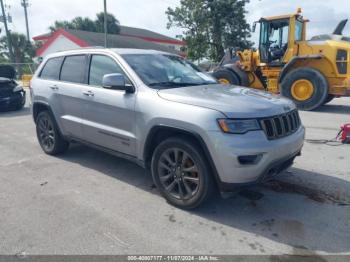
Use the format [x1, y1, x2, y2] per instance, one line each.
[104, 0, 107, 48]
[0, 0, 14, 63]
[21, 0, 30, 42]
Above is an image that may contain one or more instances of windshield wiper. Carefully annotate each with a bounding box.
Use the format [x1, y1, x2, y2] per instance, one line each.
[148, 81, 215, 88]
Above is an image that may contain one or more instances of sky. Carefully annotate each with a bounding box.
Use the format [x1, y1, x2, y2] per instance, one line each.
[3, 0, 350, 46]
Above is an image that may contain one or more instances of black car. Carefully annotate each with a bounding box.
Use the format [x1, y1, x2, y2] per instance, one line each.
[0, 65, 26, 111]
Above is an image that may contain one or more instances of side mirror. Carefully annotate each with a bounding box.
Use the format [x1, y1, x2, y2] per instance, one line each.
[252, 21, 257, 33]
[102, 73, 135, 93]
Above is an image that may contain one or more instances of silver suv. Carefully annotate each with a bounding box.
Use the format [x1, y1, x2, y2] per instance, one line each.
[31, 48, 305, 209]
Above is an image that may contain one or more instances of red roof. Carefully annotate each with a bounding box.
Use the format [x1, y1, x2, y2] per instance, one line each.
[35, 28, 89, 57]
[34, 28, 186, 57]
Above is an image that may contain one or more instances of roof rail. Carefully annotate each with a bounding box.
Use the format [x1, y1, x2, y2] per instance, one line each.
[52, 46, 106, 53]
[79, 46, 105, 49]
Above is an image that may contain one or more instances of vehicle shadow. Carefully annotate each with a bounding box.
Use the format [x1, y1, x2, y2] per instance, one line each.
[0, 106, 31, 118]
[314, 103, 350, 115]
[59, 144, 350, 254]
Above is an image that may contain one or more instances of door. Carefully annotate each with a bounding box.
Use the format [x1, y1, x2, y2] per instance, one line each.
[56, 55, 88, 138]
[38, 56, 64, 119]
[259, 20, 270, 63]
[259, 19, 290, 64]
[81, 54, 136, 156]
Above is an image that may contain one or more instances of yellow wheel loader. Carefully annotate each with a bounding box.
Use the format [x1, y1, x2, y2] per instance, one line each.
[213, 8, 350, 111]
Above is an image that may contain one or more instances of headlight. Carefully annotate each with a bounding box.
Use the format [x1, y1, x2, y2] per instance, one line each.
[217, 119, 261, 134]
[13, 85, 23, 92]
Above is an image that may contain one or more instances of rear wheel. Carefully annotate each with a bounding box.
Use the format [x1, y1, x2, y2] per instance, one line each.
[36, 111, 69, 155]
[213, 69, 240, 85]
[151, 137, 214, 209]
[281, 68, 328, 111]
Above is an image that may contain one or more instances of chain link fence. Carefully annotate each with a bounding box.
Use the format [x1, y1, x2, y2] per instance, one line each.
[0, 62, 38, 87]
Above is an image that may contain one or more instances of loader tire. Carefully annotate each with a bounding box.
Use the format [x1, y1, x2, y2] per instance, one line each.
[323, 95, 335, 105]
[213, 69, 240, 85]
[281, 68, 328, 111]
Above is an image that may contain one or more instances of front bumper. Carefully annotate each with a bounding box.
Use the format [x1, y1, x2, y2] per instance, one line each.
[0, 91, 26, 110]
[206, 125, 305, 190]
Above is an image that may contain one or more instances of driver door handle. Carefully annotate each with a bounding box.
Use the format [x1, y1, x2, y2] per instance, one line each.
[83, 90, 94, 97]
[50, 85, 59, 91]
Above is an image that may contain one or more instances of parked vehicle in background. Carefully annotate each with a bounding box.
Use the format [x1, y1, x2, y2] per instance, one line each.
[30, 48, 305, 209]
[0, 65, 26, 111]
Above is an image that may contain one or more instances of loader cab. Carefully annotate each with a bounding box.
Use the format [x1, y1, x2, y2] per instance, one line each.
[258, 15, 304, 65]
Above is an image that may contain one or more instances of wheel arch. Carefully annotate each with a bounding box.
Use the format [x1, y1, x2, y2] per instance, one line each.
[143, 125, 221, 187]
[32, 101, 52, 123]
[279, 55, 334, 84]
[32, 102, 66, 137]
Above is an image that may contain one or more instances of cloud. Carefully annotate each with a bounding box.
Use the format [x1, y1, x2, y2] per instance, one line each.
[247, 0, 350, 45]
[7, 0, 182, 38]
[6, 0, 350, 43]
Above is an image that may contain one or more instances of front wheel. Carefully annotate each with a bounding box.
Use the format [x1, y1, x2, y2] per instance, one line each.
[323, 94, 335, 105]
[151, 137, 214, 209]
[213, 69, 240, 85]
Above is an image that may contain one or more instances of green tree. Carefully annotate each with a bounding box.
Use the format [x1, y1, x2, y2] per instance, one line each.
[95, 12, 121, 34]
[166, 0, 253, 61]
[0, 32, 35, 76]
[49, 12, 120, 34]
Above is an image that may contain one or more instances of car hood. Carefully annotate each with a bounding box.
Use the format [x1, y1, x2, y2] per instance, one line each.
[157, 84, 296, 118]
[0, 65, 16, 79]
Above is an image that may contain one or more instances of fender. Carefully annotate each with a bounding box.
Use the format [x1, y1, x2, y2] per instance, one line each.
[279, 55, 323, 83]
[143, 125, 223, 189]
[32, 101, 51, 122]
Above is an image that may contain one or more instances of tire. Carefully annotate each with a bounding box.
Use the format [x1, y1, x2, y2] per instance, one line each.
[15, 103, 24, 111]
[213, 69, 240, 85]
[281, 68, 329, 111]
[15, 101, 25, 111]
[151, 137, 214, 209]
[323, 94, 335, 105]
[36, 111, 69, 155]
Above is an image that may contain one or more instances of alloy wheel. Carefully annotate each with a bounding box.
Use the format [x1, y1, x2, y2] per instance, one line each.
[157, 148, 200, 200]
[37, 115, 55, 152]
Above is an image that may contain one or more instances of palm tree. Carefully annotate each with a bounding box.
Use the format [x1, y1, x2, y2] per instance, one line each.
[0, 32, 35, 77]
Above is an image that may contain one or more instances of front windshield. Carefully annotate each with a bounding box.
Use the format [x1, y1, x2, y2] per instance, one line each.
[122, 54, 217, 89]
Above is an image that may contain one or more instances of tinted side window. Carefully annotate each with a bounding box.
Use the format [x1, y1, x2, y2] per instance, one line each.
[40, 57, 64, 80]
[89, 55, 128, 86]
[60, 55, 86, 84]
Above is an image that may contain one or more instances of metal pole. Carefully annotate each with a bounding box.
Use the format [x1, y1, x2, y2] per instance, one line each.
[21, 0, 30, 42]
[0, 0, 14, 63]
[104, 0, 107, 48]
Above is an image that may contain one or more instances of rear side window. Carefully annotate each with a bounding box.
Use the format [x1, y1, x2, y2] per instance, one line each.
[89, 55, 129, 86]
[60, 55, 86, 84]
[40, 57, 64, 80]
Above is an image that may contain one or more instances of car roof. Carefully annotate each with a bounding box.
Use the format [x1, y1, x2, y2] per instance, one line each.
[45, 48, 174, 60]
[111, 48, 171, 55]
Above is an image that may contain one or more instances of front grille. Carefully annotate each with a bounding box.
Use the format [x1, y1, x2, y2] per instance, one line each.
[260, 110, 301, 140]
